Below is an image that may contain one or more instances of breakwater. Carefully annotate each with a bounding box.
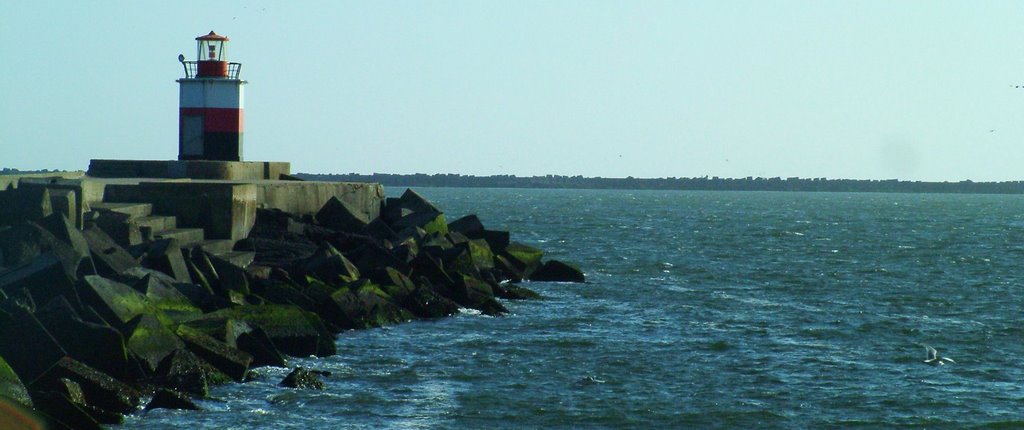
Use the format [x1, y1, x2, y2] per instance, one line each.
[0, 186, 583, 428]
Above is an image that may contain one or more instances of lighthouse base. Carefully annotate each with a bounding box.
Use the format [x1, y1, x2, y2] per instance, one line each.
[86, 159, 290, 181]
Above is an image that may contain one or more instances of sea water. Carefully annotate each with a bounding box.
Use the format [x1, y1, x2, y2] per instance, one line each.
[123, 189, 1024, 428]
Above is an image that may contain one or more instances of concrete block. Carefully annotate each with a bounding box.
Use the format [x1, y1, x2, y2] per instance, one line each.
[137, 239, 192, 284]
[0, 306, 66, 385]
[81, 225, 140, 277]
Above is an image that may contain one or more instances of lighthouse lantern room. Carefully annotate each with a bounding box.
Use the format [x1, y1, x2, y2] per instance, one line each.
[177, 31, 245, 161]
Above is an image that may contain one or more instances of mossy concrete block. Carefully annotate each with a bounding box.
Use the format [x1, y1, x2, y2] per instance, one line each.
[0, 354, 32, 407]
[134, 274, 203, 322]
[127, 314, 185, 374]
[175, 325, 252, 382]
[394, 212, 448, 236]
[193, 305, 333, 357]
[79, 275, 169, 329]
[502, 242, 545, 277]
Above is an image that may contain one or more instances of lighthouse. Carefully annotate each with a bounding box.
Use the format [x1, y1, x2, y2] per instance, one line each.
[177, 31, 245, 161]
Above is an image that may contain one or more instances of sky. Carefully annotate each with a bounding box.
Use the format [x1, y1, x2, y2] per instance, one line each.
[2, 1, 1024, 181]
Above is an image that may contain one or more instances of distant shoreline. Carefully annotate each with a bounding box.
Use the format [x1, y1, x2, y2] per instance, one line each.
[296, 173, 1024, 195]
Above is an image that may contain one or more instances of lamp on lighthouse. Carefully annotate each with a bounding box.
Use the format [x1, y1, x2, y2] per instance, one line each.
[196, 31, 229, 78]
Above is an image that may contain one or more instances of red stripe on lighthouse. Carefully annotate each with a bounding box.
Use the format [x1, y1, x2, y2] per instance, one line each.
[179, 108, 244, 133]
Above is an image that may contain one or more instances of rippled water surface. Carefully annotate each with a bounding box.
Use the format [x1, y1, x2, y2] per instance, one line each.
[126, 189, 1024, 428]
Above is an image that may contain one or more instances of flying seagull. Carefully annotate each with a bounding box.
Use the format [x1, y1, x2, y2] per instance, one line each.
[923, 344, 955, 366]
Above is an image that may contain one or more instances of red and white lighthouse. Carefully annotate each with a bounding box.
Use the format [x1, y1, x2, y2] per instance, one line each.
[177, 31, 245, 161]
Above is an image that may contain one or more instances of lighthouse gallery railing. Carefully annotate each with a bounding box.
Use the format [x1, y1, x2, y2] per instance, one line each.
[180, 61, 242, 79]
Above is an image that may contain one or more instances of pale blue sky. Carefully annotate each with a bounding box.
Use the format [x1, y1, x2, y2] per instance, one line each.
[2, 1, 1024, 180]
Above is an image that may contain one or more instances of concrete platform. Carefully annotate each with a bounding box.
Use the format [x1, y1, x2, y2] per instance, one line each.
[3, 174, 384, 241]
[88, 159, 290, 181]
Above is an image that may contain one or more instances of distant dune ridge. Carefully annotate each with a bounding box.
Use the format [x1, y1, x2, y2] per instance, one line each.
[298, 173, 1024, 194]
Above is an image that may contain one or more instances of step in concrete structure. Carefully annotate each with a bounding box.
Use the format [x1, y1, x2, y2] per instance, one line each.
[135, 215, 177, 232]
[90, 202, 154, 219]
[154, 228, 206, 245]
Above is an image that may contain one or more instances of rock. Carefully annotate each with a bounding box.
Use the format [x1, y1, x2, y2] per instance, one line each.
[294, 243, 360, 285]
[352, 243, 410, 276]
[362, 218, 397, 241]
[382, 197, 413, 225]
[481, 230, 511, 254]
[0, 253, 81, 308]
[29, 390, 103, 430]
[126, 314, 185, 375]
[208, 252, 251, 295]
[36, 213, 91, 262]
[0, 305, 66, 385]
[0, 354, 32, 407]
[0, 187, 51, 226]
[192, 305, 335, 357]
[398, 189, 441, 214]
[315, 196, 370, 233]
[131, 273, 203, 322]
[175, 325, 252, 382]
[502, 242, 545, 278]
[226, 320, 287, 368]
[31, 377, 124, 425]
[153, 349, 231, 398]
[447, 214, 485, 236]
[494, 254, 524, 282]
[393, 212, 448, 236]
[528, 260, 586, 283]
[0, 220, 93, 280]
[81, 224, 140, 277]
[279, 367, 326, 389]
[33, 356, 141, 415]
[137, 238, 192, 284]
[492, 283, 542, 300]
[77, 275, 169, 330]
[238, 236, 318, 270]
[91, 210, 142, 248]
[410, 253, 454, 287]
[35, 297, 133, 381]
[459, 276, 508, 316]
[401, 284, 459, 318]
[144, 388, 199, 411]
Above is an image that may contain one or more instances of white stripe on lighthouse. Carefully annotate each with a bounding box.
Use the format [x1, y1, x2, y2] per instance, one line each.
[178, 79, 246, 109]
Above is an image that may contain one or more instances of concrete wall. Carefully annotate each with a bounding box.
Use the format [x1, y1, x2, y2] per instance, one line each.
[256, 181, 384, 219]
